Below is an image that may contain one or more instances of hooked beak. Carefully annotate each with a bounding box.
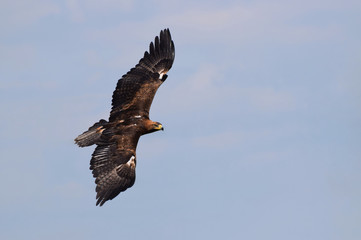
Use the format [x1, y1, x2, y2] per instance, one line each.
[153, 123, 164, 131]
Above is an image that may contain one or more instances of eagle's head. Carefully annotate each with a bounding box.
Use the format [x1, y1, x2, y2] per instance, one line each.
[151, 122, 164, 132]
[144, 120, 164, 134]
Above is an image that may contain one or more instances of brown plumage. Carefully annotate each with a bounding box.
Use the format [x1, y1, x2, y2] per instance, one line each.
[74, 29, 175, 206]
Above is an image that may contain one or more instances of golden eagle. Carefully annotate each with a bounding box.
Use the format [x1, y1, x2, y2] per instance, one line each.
[75, 29, 175, 206]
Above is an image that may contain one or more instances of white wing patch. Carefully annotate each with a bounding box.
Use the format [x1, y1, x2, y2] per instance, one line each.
[115, 155, 136, 172]
[158, 69, 168, 79]
[127, 156, 136, 167]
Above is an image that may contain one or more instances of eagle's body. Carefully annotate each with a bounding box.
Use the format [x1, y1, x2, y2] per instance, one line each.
[75, 29, 175, 206]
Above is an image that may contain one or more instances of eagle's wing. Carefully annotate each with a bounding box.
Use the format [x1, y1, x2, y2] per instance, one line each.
[90, 129, 139, 206]
[109, 28, 175, 121]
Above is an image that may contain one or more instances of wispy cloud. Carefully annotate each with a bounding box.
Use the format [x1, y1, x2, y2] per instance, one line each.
[157, 64, 296, 115]
[0, 43, 38, 74]
[192, 131, 240, 150]
[241, 87, 295, 112]
[0, 0, 60, 28]
[65, 0, 134, 22]
[154, 1, 344, 45]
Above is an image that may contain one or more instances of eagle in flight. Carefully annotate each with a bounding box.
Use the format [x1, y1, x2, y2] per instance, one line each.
[75, 29, 175, 206]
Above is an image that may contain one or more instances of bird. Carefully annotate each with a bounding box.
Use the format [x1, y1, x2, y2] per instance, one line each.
[74, 29, 175, 206]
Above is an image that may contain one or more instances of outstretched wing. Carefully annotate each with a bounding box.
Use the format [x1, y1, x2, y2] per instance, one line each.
[109, 28, 175, 121]
[90, 129, 139, 206]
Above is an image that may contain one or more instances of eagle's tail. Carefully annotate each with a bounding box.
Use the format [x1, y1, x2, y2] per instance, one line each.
[75, 119, 108, 147]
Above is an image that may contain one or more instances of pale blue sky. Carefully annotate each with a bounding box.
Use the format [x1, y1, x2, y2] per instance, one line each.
[1, 0, 360, 239]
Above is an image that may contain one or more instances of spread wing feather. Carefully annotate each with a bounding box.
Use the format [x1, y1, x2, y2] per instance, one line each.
[90, 138, 138, 206]
[110, 29, 175, 121]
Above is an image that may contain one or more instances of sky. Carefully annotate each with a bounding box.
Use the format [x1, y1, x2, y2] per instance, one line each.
[1, 0, 360, 239]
